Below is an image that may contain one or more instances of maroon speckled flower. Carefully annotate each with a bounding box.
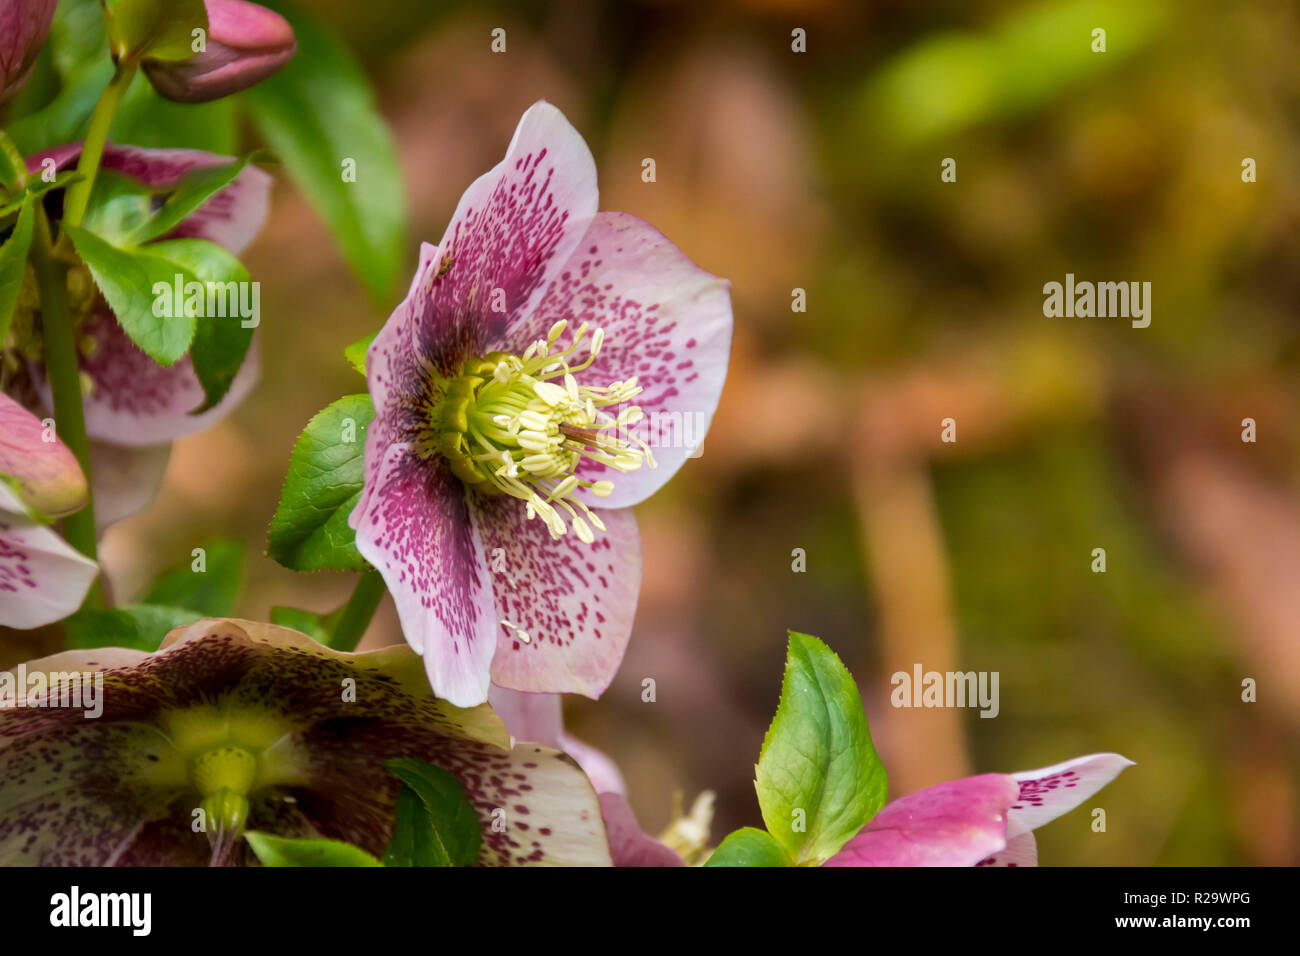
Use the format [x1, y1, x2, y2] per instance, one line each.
[352, 101, 733, 707]
[822, 754, 1134, 867]
[0, 618, 612, 865]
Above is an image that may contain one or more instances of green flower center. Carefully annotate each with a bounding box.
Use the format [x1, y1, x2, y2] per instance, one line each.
[430, 320, 655, 542]
[157, 703, 304, 839]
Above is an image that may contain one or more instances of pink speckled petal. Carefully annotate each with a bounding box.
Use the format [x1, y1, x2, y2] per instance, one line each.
[414, 100, 597, 377]
[485, 688, 672, 866]
[486, 687, 628, 794]
[1004, 753, 1135, 840]
[0, 502, 98, 630]
[517, 212, 733, 508]
[823, 774, 1018, 867]
[471, 495, 640, 699]
[33, 313, 260, 446]
[27, 143, 271, 255]
[354, 243, 440, 520]
[352, 444, 497, 707]
[560, 731, 626, 796]
[487, 686, 564, 747]
[0, 392, 86, 519]
[977, 831, 1038, 867]
[599, 793, 683, 868]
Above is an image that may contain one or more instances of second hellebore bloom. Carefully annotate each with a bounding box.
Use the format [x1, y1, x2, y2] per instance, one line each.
[0, 619, 611, 865]
[142, 0, 296, 104]
[5, 143, 270, 527]
[822, 753, 1135, 867]
[0, 0, 55, 104]
[353, 101, 733, 706]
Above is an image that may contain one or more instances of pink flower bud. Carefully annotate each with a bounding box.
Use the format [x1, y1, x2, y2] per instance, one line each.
[0, 393, 88, 520]
[141, 0, 295, 104]
[0, 0, 56, 104]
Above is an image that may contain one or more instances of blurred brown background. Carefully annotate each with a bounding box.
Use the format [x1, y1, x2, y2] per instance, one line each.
[36, 0, 1300, 863]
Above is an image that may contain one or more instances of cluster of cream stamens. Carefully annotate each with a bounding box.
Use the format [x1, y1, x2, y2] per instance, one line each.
[434, 320, 656, 542]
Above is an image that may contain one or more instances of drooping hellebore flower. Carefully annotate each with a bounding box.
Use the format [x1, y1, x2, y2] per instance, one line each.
[489, 687, 684, 867]
[0, 393, 97, 628]
[0, 0, 55, 104]
[0, 618, 612, 865]
[822, 753, 1135, 867]
[141, 0, 296, 104]
[353, 101, 733, 707]
[4, 143, 270, 526]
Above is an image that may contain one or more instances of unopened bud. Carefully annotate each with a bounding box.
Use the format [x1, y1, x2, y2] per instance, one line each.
[142, 0, 295, 104]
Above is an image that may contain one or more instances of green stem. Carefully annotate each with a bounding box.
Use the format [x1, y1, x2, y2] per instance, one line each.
[329, 570, 387, 651]
[61, 58, 137, 230]
[30, 205, 101, 604]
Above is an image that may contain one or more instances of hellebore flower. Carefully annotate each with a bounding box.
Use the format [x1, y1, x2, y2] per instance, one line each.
[142, 0, 296, 104]
[353, 101, 733, 706]
[489, 687, 684, 867]
[0, 393, 97, 628]
[822, 753, 1135, 867]
[0, 618, 612, 865]
[5, 142, 269, 525]
[0, 0, 55, 104]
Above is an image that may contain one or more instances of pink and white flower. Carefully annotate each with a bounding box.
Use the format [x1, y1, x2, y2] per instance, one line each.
[822, 753, 1135, 867]
[0, 393, 97, 628]
[352, 101, 732, 707]
[6, 142, 270, 525]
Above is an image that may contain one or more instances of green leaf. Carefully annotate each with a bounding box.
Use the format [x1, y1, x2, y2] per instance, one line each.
[103, 0, 208, 62]
[244, 831, 382, 867]
[65, 604, 202, 651]
[267, 395, 374, 572]
[703, 828, 793, 868]
[383, 785, 448, 867]
[63, 223, 198, 366]
[344, 333, 374, 375]
[242, 7, 406, 305]
[148, 238, 255, 411]
[79, 170, 155, 244]
[269, 604, 344, 644]
[126, 157, 256, 246]
[754, 631, 888, 865]
[0, 173, 86, 222]
[383, 758, 481, 867]
[0, 201, 34, 347]
[6, 61, 112, 155]
[112, 80, 238, 153]
[0, 135, 26, 191]
[142, 537, 245, 616]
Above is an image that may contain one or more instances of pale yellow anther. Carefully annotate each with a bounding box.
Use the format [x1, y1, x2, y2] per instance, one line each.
[534, 381, 566, 406]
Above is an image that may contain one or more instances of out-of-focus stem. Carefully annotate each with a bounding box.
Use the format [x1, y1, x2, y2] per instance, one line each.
[61, 59, 137, 230]
[329, 570, 386, 651]
[30, 204, 101, 605]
